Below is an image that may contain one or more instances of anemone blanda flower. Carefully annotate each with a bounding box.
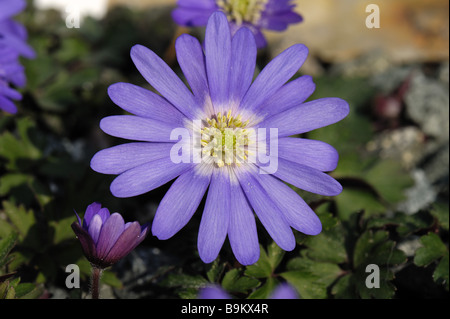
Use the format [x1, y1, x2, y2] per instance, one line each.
[172, 0, 303, 48]
[91, 12, 349, 266]
[0, 0, 35, 114]
[199, 283, 299, 299]
[71, 202, 150, 269]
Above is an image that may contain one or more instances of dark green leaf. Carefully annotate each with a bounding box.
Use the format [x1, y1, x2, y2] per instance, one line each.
[0, 232, 18, 268]
[433, 254, 449, 290]
[365, 211, 434, 237]
[364, 160, 414, 204]
[1, 201, 36, 241]
[206, 259, 226, 283]
[247, 277, 279, 299]
[101, 270, 123, 288]
[414, 233, 447, 267]
[336, 188, 386, 220]
[303, 223, 347, 264]
[287, 254, 342, 287]
[431, 202, 449, 231]
[280, 270, 326, 299]
[331, 274, 357, 299]
[355, 267, 396, 299]
[221, 269, 260, 294]
[245, 243, 283, 279]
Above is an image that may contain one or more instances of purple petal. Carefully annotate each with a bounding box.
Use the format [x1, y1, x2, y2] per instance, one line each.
[104, 222, 142, 264]
[268, 158, 343, 196]
[99, 115, 180, 143]
[229, 22, 267, 49]
[258, 173, 322, 235]
[96, 213, 125, 259]
[270, 283, 299, 299]
[96, 208, 111, 224]
[71, 221, 97, 262]
[264, 0, 295, 12]
[91, 142, 175, 175]
[107, 83, 186, 126]
[198, 286, 231, 299]
[74, 210, 82, 226]
[172, 0, 217, 26]
[130, 44, 203, 120]
[0, 59, 26, 87]
[239, 44, 308, 113]
[278, 137, 339, 172]
[172, 7, 215, 27]
[198, 170, 230, 263]
[228, 182, 260, 265]
[257, 98, 350, 137]
[0, 32, 35, 59]
[175, 34, 212, 109]
[88, 214, 103, 245]
[259, 11, 303, 31]
[237, 170, 295, 251]
[0, 85, 22, 100]
[83, 202, 102, 229]
[4, 19, 28, 41]
[0, 95, 17, 114]
[205, 12, 232, 113]
[254, 75, 315, 121]
[0, 0, 26, 20]
[110, 158, 192, 198]
[176, 0, 217, 9]
[152, 168, 211, 240]
[228, 27, 257, 107]
[139, 224, 150, 244]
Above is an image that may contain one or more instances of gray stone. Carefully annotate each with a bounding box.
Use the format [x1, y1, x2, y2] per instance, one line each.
[397, 236, 422, 257]
[365, 126, 427, 169]
[404, 72, 449, 141]
[397, 169, 437, 215]
[423, 142, 449, 187]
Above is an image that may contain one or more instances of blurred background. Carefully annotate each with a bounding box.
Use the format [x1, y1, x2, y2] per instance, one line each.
[0, 0, 448, 299]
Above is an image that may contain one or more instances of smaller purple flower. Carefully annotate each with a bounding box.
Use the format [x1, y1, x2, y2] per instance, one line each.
[172, 0, 303, 48]
[71, 202, 150, 269]
[0, 0, 36, 114]
[199, 283, 299, 299]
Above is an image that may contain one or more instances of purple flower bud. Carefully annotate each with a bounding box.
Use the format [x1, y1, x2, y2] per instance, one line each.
[71, 202, 149, 269]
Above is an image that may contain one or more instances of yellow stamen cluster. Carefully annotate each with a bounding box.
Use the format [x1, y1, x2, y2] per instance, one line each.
[217, 0, 269, 25]
[201, 110, 252, 168]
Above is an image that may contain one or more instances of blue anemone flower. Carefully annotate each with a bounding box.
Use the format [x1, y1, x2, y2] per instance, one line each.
[91, 12, 349, 265]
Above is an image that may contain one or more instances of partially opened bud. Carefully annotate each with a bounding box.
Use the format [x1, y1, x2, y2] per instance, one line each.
[71, 202, 149, 269]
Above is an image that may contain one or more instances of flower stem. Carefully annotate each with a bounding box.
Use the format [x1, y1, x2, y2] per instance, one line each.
[91, 266, 103, 299]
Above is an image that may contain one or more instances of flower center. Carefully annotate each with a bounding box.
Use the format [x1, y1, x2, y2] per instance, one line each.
[200, 110, 252, 168]
[216, 0, 268, 25]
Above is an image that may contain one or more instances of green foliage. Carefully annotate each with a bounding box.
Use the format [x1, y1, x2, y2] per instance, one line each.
[0, 232, 18, 270]
[414, 233, 449, 291]
[0, 233, 44, 299]
[0, 277, 44, 299]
